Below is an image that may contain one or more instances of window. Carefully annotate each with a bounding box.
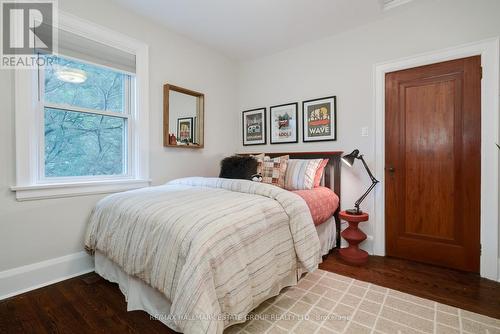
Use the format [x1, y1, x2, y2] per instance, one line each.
[12, 14, 149, 200]
[42, 56, 130, 179]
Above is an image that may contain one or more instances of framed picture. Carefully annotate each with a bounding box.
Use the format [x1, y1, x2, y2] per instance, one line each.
[242, 108, 266, 146]
[302, 96, 337, 142]
[177, 117, 194, 143]
[270, 102, 298, 144]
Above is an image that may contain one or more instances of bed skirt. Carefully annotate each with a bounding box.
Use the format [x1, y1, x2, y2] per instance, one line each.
[317, 216, 337, 256]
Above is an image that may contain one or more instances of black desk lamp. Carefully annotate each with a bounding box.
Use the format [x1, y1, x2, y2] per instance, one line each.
[342, 149, 379, 215]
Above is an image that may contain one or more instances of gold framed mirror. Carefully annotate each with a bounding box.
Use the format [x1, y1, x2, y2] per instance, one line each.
[163, 84, 204, 148]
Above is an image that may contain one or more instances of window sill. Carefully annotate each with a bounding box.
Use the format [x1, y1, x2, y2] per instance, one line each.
[10, 179, 151, 201]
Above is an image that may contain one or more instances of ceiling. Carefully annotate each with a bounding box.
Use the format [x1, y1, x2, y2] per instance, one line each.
[112, 0, 408, 60]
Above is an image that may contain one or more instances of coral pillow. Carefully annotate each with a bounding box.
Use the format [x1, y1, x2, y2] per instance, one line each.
[313, 159, 329, 187]
[293, 187, 339, 226]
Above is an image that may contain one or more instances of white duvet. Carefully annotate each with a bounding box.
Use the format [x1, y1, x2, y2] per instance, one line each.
[85, 177, 321, 333]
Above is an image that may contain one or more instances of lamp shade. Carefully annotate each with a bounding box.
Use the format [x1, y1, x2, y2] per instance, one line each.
[342, 149, 360, 167]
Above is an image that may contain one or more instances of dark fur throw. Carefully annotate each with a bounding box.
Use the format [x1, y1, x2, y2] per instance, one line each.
[219, 155, 258, 180]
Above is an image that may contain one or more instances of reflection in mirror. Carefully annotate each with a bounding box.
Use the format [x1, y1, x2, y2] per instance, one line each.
[169, 91, 197, 144]
[163, 84, 204, 148]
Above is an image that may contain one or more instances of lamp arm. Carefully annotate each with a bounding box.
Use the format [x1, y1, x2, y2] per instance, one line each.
[358, 155, 378, 183]
[353, 155, 380, 212]
[354, 182, 377, 211]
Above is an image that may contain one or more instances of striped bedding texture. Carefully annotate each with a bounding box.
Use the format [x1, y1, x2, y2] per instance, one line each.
[84, 177, 321, 334]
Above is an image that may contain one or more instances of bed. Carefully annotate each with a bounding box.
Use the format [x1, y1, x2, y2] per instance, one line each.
[85, 151, 342, 334]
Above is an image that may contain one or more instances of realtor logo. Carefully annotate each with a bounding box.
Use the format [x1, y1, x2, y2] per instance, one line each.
[1, 0, 57, 68]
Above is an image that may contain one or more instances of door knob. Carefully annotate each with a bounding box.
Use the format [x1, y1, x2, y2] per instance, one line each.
[386, 166, 395, 173]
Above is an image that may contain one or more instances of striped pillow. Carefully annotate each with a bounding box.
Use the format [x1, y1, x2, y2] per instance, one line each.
[256, 155, 289, 188]
[285, 159, 324, 190]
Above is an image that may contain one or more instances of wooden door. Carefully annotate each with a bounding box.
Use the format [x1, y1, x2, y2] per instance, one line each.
[385, 56, 481, 272]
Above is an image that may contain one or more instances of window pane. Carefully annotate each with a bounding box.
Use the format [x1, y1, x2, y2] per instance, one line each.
[44, 55, 127, 113]
[44, 108, 125, 177]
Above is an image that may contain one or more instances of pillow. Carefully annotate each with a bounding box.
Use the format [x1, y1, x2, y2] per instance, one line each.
[313, 159, 329, 187]
[250, 153, 265, 161]
[292, 187, 339, 226]
[256, 155, 289, 188]
[284, 159, 324, 190]
[219, 155, 258, 180]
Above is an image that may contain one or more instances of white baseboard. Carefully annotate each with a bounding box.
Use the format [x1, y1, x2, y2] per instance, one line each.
[0, 251, 94, 300]
[1, 249, 494, 300]
[361, 235, 374, 254]
[498, 258, 500, 282]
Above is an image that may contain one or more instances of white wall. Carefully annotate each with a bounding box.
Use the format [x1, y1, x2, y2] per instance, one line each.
[0, 0, 238, 272]
[237, 0, 500, 255]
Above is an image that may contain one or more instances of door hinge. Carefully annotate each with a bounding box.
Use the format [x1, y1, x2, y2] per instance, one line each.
[480, 66, 483, 80]
[480, 243, 482, 255]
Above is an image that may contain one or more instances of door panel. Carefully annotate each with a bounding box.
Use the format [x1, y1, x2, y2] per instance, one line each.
[385, 56, 481, 272]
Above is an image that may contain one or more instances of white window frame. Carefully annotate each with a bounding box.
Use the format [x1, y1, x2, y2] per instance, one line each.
[11, 12, 150, 200]
[39, 56, 133, 183]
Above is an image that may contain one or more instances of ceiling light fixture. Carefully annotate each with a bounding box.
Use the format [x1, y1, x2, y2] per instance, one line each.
[380, 0, 413, 11]
[55, 67, 88, 84]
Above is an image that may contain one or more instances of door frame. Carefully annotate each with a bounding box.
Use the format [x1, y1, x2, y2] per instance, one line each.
[373, 38, 499, 281]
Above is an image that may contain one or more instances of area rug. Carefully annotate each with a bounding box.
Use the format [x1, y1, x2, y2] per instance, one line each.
[225, 269, 500, 334]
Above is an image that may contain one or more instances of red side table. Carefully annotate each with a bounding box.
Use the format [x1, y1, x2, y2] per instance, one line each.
[339, 211, 369, 265]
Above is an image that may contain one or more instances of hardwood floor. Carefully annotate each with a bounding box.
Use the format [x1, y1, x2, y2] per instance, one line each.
[0, 272, 174, 334]
[1, 253, 499, 333]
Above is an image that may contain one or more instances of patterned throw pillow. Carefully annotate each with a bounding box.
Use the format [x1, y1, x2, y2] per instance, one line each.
[256, 155, 289, 188]
[250, 153, 265, 161]
[285, 159, 324, 190]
